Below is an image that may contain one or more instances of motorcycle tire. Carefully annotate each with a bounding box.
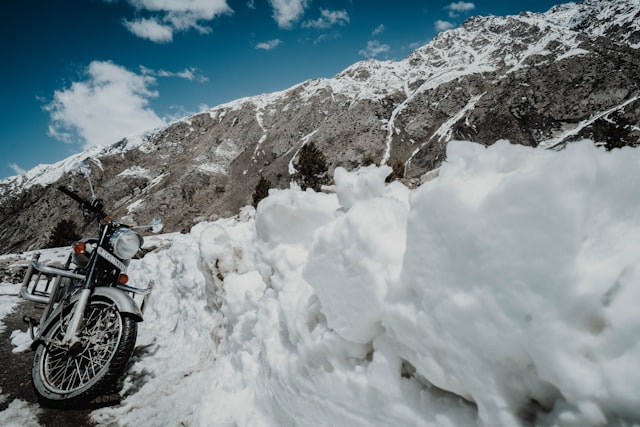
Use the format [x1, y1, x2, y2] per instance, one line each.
[31, 297, 137, 407]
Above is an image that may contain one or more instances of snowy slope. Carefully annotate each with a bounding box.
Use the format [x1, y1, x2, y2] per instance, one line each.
[2, 0, 639, 260]
[2, 0, 638, 199]
[0, 136, 151, 197]
[547, 0, 640, 48]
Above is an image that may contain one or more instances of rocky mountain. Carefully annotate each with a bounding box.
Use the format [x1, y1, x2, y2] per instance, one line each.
[1, 0, 639, 254]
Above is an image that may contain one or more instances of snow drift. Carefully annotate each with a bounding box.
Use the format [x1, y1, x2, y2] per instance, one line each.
[81, 140, 640, 426]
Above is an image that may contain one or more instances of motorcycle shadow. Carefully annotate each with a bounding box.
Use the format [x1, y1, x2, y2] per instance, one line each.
[118, 339, 158, 399]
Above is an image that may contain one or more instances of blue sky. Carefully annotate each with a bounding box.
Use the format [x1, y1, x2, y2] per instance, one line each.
[0, 0, 563, 180]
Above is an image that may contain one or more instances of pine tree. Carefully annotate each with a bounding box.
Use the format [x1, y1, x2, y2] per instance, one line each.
[252, 176, 272, 208]
[292, 142, 329, 191]
[47, 219, 81, 248]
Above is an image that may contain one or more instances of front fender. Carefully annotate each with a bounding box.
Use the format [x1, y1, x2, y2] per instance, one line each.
[91, 287, 144, 322]
[33, 287, 144, 348]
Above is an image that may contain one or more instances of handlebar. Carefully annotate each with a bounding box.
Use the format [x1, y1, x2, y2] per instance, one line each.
[57, 186, 107, 218]
[57, 185, 85, 204]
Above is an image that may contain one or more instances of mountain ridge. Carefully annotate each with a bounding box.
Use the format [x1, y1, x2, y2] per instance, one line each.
[1, 0, 639, 254]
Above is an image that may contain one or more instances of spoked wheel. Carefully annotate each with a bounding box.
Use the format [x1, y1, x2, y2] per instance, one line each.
[32, 298, 137, 407]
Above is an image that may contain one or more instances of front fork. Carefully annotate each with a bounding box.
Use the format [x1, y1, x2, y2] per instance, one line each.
[61, 225, 107, 347]
[61, 288, 92, 347]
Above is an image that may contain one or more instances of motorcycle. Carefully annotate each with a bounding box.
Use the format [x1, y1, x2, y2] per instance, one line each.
[19, 167, 161, 407]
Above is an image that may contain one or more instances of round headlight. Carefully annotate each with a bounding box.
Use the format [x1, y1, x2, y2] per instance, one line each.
[110, 228, 143, 259]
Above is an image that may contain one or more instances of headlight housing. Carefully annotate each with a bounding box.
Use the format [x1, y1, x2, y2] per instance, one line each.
[110, 228, 143, 259]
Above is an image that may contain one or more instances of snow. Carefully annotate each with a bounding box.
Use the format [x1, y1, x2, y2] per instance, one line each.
[197, 138, 242, 175]
[431, 94, 485, 143]
[0, 134, 154, 197]
[0, 248, 70, 335]
[547, 0, 640, 46]
[539, 96, 640, 150]
[288, 129, 320, 175]
[0, 283, 21, 335]
[0, 397, 41, 427]
[118, 165, 152, 180]
[4, 139, 638, 426]
[0, 146, 103, 197]
[1, 1, 639, 422]
[126, 199, 145, 213]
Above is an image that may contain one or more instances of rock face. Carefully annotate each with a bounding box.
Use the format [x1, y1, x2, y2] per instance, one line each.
[1, 0, 639, 254]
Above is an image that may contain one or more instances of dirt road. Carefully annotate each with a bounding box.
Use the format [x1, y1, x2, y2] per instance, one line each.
[0, 299, 96, 427]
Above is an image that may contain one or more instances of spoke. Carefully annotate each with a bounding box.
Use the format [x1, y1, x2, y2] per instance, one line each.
[40, 302, 124, 393]
[48, 361, 68, 386]
[78, 350, 102, 375]
[48, 354, 70, 380]
[61, 360, 75, 390]
[86, 350, 98, 377]
[75, 358, 89, 384]
[69, 359, 81, 389]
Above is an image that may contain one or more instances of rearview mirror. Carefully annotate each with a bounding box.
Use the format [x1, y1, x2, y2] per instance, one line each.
[131, 218, 164, 233]
[149, 217, 163, 233]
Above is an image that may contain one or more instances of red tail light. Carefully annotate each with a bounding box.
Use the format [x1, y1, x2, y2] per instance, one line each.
[117, 273, 129, 285]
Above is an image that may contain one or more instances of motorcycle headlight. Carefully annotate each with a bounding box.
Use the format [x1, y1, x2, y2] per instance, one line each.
[110, 228, 143, 259]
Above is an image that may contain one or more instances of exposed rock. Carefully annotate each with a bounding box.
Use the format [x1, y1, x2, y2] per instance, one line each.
[0, 0, 639, 254]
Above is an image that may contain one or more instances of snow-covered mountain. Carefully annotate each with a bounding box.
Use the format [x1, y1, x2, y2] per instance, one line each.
[1, 0, 639, 253]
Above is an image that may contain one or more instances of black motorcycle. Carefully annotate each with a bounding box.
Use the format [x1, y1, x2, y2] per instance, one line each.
[19, 179, 160, 407]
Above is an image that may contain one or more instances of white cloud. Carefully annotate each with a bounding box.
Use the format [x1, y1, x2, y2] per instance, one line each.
[435, 20, 455, 32]
[156, 67, 208, 82]
[127, 0, 231, 17]
[129, 65, 208, 85]
[302, 8, 349, 29]
[8, 163, 26, 175]
[358, 40, 390, 58]
[313, 34, 328, 45]
[124, 18, 174, 42]
[246, 0, 255, 9]
[164, 104, 196, 123]
[372, 24, 385, 36]
[121, 0, 232, 42]
[446, 1, 475, 17]
[268, 0, 309, 29]
[447, 1, 475, 12]
[256, 39, 282, 50]
[45, 61, 165, 150]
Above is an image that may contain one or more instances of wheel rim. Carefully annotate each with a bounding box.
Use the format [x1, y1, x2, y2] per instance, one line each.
[40, 301, 123, 394]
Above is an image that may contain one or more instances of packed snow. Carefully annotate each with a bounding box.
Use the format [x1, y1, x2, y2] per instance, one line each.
[0, 284, 22, 336]
[0, 397, 40, 427]
[2, 140, 640, 427]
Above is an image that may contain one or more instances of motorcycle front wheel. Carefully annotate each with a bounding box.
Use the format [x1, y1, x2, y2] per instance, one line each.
[32, 297, 137, 407]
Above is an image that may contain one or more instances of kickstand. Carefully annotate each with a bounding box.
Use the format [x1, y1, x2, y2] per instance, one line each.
[22, 316, 39, 340]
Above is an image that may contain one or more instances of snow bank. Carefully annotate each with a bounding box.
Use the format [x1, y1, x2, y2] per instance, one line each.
[87, 140, 640, 427]
[387, 141, 640, 426]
